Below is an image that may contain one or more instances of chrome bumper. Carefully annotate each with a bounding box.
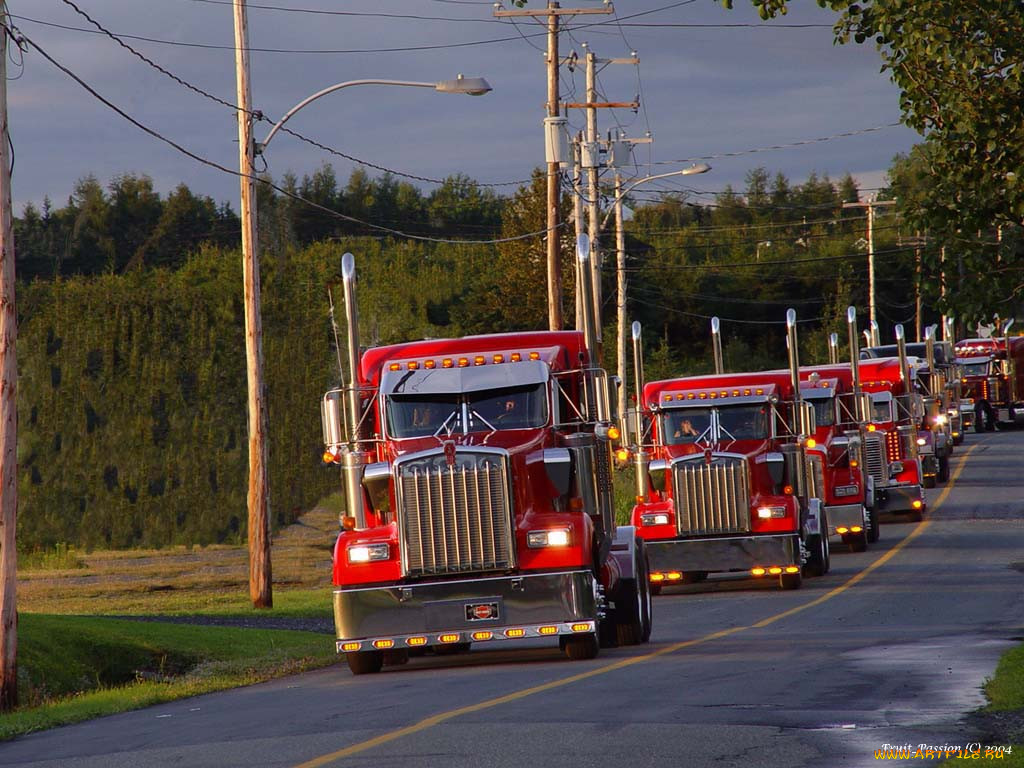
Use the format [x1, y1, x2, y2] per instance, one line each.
[825, 503, 866, 533]
[333, 570, 601, 648]
[645, 534, 798, 574]
[875, 484, 924, 513]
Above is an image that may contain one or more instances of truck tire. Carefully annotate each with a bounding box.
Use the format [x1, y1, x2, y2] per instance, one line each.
[803, 513, 830, 577]
[614, 539, 653, 646]
[923, 473, 936, 489]
[843, 530, 867, 553]
[680, 571, 708, 584]
[346, 650, 383, 675]
[937, 455, 950, 483]
[779, 569, 803, 590]
[562, 633, 600, 661]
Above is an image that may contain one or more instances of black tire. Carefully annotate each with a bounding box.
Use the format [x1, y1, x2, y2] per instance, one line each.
[346, 651, 383, 675]
[382, 649, 410, 666]
[866, 506, 880, 543]
[974, 419, 986, 434]
[906, 507, 924, 523]
[937, 455, 950, 483]
[680, 571, 708, 584]
[649, 582, 663, 596]
[923, 473, 936, 489]
[562, 633, 600, 661]
[779, 569, 803, 590]
[803, 513, 830, 577]
[614, 540, 653, 646]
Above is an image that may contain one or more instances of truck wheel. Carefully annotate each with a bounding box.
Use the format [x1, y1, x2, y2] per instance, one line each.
[866, 506, 880, 543]
[649, 581, 663, 596]
[974, 419, 986, 434]
[779, 570, 803, 590]
[562, 633, 600, 661]
[803, 514, 830, 577]
[937, 455, 950, 483]
[923, 473, 936, 489]
[614, 540, 653, 646]
[907, 507, 924, 523]
[680, 571, 708, 584]
[382, 649, 410, 666]
[346, 651, 383, 675]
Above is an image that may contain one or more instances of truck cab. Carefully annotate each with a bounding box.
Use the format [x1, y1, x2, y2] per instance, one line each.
[954, 334, 1024, 431]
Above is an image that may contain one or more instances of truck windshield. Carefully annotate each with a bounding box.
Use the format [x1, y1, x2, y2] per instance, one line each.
[387, 383, 548, 438]
[717, 404, 770, 440]
[807, 397, 835, 427]
[664, 408, 712, 445]
[663, 404, 768, 445]
[961, 361, 990, 377]
[870, 394, 893, 423]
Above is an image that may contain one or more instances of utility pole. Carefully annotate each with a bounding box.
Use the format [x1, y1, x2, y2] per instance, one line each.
[843, 197, 896, 335]
[233, 0, 271, 609]
[0, 2, 19, 711]
[572, 133, 584, 331]
[494, 2, 612, 331]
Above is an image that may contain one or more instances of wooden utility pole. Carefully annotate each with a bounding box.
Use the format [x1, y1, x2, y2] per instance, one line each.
[843, 197, 896, 335]
[233, 0, 271, 608]
[494, 2, 612, 331]
[0, 2, 19, 710]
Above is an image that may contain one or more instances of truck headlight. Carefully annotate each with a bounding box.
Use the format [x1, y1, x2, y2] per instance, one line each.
[934, 414, 947, 426]
[347, 543, 390, 564]
[834, 484, 858, 497]
[916, 437, 927, 446]
[527, 528, 571, 548]
[640, 512, 670, 526]
[888, 461, 903, 475]
[756, 505, 786, 519]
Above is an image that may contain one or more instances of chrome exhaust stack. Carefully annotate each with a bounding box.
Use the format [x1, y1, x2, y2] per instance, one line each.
[631, 320, 649, 501]
[340, 252, 370, 530]
[869, 320, 881, 348]
[847, 307, 865, 422]
[895, 323, 920, 461]
[711, 316, 724, 375]
[828, 332, 839, 365]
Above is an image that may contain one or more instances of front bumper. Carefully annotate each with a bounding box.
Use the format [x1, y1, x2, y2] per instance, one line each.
[825, 503, 866, 534]
[333, 569, 601, 651]
[645, 533, 798, 575]
[874, 483, 924, 514]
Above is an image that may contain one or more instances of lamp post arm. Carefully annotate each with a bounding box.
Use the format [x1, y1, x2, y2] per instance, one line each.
[258, 79, 436, 153]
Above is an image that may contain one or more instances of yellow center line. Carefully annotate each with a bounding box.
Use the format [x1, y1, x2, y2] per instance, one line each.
[294, 444, 979, 768]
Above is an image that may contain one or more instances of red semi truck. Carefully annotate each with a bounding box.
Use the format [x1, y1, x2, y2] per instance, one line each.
[321, 240, 652, 674]
[955, 326, 1024, 432]
[627, 310, 829, 591]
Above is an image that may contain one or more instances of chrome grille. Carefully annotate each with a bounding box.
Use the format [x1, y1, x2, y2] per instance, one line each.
[672, 456, 750, 535]
[863, 433, 885, 483]
[396, 451, 514, 578]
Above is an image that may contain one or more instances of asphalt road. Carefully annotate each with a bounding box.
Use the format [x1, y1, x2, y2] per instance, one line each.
[3, 431, 1023, 768]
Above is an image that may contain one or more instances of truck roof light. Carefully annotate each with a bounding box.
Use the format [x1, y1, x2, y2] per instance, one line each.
[493, 354, 505, 363]
[688, 393, 695, 399]
[473, 355, 486, 366]
[389, 363, 401, 371]
[699, 393, 707, 399]
[510, 352, 522, 362]
[407, 361, 419, 370]
[458, 357, 470, 367]
[733, 390, 740, 397]
[529, 351, 541, 360]
[424, 359, 436, 369]
[664, 395, 672, 402]
[756, 388, 764, 395]
[709, 392, 717, 399]
[720, 390, 728, 397]
[442, 358, 454, 368]
[744, 389, 751, 396]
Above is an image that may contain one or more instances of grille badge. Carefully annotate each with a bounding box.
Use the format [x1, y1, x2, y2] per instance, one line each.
[466, 602, 499, 621]
[443, 440, 457, 467]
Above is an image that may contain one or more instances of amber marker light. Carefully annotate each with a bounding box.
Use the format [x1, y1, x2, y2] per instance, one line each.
[504, 628, 526, 639]
[912, 499, 923, 509]
[850, 526, 863, 533]
[439, 633, 461, 644]
[341, 642, 361, 652]
[768, 567, 783, 575]
[607, 424, 621, 441]
[650, 573, 665, 582]
[372, 639, 395, 649]
[751, 567, 766, 577]
[472, 631, 493, 641]
[408, 636, 428, 646]
[616, 448, 630, 462]
[805, 438, 817, 448]
[529, 351, 541, 360]
[538, 626, 558, 635]
[867, 424, 877, 432]
[341, 516, 356, 531]
[571, 623, 591, 632]
[784, 566, 800, 574]
[510, 352, 522, 362]
[474, 355, 486, 366]
[666, 571, 683, 581]
[836, 526, 849, 534]
[442, 358, 454, 368]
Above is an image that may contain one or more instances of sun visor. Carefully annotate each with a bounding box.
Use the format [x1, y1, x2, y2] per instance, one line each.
[381, 359, 549, 396]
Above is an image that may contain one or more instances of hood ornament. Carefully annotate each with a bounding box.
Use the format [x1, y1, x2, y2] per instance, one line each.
[443, 440, 457, 467]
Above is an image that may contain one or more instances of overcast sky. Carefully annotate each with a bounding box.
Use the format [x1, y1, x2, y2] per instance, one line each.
[8, 0, 921, 214]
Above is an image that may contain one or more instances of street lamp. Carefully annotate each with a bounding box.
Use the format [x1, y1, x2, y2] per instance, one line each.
[613, 164, 711, 428]
[256, 75, 492, 154]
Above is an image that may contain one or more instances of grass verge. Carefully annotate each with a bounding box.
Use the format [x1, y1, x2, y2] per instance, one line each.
[5, 614, 338, 741]
[941, 641, 1024, 766]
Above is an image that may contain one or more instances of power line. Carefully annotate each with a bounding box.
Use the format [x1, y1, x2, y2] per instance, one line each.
[182, 0, 507, 23]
